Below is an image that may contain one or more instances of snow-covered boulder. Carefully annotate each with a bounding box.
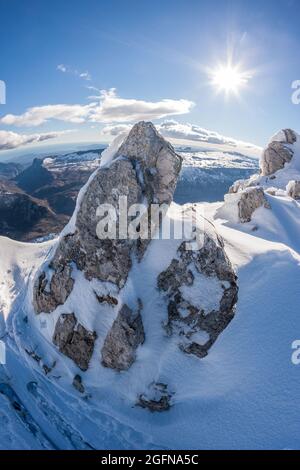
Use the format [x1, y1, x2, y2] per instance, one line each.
[158, 234, 238, 358]
[137, 382, 174, 412]
[30, 121, 238, 399]
[260, 129, 297, 176]
[218, 129, 300, 224]
[224, 128, 300, 201]
[217, 187, 270, 224]
[237, 187, 270, 223]
[286, 180, 300, 200]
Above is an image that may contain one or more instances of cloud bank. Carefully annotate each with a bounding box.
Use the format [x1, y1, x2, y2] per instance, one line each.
[102, 120, 261, 151]
[1, 89, 194, 127]
[0, 130, 70, 151]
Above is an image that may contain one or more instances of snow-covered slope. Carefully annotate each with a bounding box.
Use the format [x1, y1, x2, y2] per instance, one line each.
[174, 149, 258, 204]
[0, 126, 299, 450]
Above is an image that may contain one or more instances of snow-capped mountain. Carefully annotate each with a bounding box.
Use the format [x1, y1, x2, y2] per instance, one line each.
[0, 123, 299, 450]
[0, 141, 259, 241]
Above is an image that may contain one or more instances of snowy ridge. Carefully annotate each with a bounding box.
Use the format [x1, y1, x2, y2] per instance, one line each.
[0, 127, 300, 449]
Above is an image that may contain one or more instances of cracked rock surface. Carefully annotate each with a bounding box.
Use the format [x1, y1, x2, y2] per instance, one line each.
[33, 121, 182, 312]
[101, 302, 145, 371]
[261, 129, 296, 176]
[158, 231, 238, 359]
[53, 313, 97, 371]
[238, 187, 270, 223]
[31, 121, 238, 387]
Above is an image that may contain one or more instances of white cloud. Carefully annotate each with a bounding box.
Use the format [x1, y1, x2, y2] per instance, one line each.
[90, 89, 194, 123]
[79, 72, 91, 81]
[57, 64, 67, 73]
[102, 120, 261, 152]
[0, 130, 70, 151]
[158, 120, 246, 147]
[1, 103, 97, 127]
[57, 64, 92, 81]
[1, 89, 194, 127]
[102, 124, 131, 136]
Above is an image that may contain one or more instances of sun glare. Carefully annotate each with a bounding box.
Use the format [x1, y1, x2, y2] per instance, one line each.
[210, 62, 250, 95]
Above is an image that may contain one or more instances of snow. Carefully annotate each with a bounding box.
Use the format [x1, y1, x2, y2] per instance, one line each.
[269, 130, 287, 143]
[58, 131, 129, 237]
[100, 131, 129, 168]
[59, 168, 99, 236]
[0, 131, 300, 449]
[251, 130, 300, 193]
[179, 150, 259, 169]
[0, 186, 299, 449]
[179, 267, 225, 314]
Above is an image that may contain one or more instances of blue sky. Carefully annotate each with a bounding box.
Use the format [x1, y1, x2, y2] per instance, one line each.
[1, 0, 300, 153]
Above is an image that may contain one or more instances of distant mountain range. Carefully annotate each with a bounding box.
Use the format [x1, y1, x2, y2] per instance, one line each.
[0, 149, 103, 240]
[0, 146, 258, 241]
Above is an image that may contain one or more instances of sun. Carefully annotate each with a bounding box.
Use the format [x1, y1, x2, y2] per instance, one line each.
[210, 62, 250, 95]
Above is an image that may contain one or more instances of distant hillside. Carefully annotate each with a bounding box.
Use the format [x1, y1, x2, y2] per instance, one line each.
[15, 158, 54, 193]
[0, 180, 67, 241]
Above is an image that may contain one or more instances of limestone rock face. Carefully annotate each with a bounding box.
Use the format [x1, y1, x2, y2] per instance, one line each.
[280, 128, 297, 145]
[158, 233, 238, 359]
[31, 121, 239, 387]
[115, 121, 182, 205]
[33, 121, 182, 313]
[53, 313, 97, 371]
[101, 302, 145, 371]
[50, 159, 141, 288]
[286, 180, 300, 200]
[238, 187, 270, 223]
[261, 129, 296, 176]
[33, 266, 74, 314]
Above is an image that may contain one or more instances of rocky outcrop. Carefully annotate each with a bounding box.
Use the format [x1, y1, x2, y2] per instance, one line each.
[286, 180, 300, 200]
[32, 121, 239, 389]
[95, 292, 118, 306]
[53, 313, 97, 371]
[228, 179, 244, 194]
[260, 129, 296, 176]
[218, 186, 270, 224]
[72, 374, 85, 394]
[115, 122, 182, 205]
[33, 266, 74, 314]
[238, 187, 270, 223]
[33, 121, 182, 312]
[158, 231, 238, 359]
[137, 382, 173, 412]
[101, 302, 145, 371]
[278, 128, 297, 145]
